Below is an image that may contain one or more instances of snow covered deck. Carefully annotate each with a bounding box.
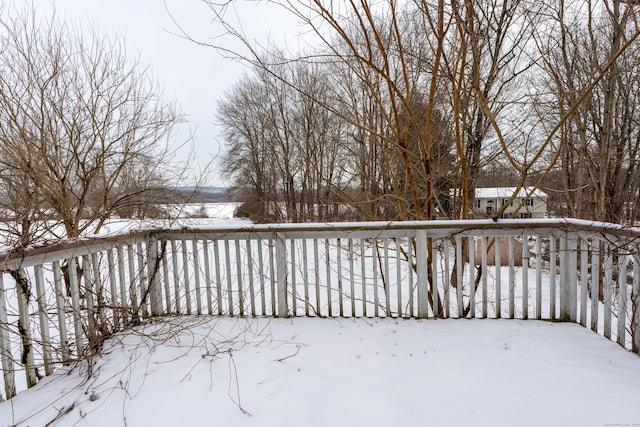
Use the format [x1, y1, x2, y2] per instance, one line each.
[1, 317, 638, 427]
[0, 218, 639, 407]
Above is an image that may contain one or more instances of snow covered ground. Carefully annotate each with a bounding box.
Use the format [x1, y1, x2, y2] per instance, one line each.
[1, 317, 638, 427]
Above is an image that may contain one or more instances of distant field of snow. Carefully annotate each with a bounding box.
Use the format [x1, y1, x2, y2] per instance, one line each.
[0, 202, 248, 249]
[1, 317, 638, 427]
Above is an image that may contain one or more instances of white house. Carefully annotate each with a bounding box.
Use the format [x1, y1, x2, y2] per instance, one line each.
[473, 187, 548, 219]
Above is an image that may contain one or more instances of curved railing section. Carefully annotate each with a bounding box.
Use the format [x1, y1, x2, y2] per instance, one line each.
[0, 218, 639, 400]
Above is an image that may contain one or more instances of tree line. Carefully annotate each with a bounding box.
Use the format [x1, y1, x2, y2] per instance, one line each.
[212, 0, 640, 224]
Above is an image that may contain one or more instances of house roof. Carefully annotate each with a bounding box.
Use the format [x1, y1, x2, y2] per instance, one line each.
[475, 186, 548, 199]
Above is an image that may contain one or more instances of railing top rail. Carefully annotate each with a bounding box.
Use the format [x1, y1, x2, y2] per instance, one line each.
[156, 218, 640, 241]
[0, 229, 153, 271]
[160, 217, 640, 233]
[2, 217, 640, 271]
[156, 219, 568, 241]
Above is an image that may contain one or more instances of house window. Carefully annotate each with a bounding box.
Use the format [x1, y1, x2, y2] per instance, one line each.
[525, 198, 534, 207]
[474, 199, 481, 209]
[486, 199, 494, 212]
[520, 213, 531, 219]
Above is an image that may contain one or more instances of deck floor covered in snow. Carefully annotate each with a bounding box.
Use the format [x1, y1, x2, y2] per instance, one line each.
[0, 317, 639, 427]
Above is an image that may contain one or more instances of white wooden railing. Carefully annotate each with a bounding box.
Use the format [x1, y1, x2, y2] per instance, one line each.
[1, 218, 639, 400]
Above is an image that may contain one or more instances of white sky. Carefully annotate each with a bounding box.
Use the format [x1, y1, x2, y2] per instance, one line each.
[44, 0, 304, 186]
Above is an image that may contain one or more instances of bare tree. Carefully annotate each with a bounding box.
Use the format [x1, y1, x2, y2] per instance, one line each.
[540, 0, 640, 224]
[218, 74, 281, 222]
[0, 5, 186, 245]
[0, 6, 207, 381]
[219, 59, 347, 222]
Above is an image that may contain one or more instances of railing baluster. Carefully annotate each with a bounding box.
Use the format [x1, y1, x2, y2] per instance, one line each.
[456, 236, 463, 318]
[137, 242, 148, 317]
[52, 261, 70, 363]
[68, 258, 84, 356]
[257, 238, 266, 316]
[276, 233, 288, 317]
[550, 237, 557, 320]
[536, 237, 542, 320]
[360, 238, 367, 317]
[192, 239, 202, 315]
[603, 242, 613, 339]
[170, 240, 180, 314]
[225, 240, 234, 316]
[633, 250, 640, 353]
[126, 245, 137, 319]
[568, 232, 578, 322]
[146, 236, 162, 317]
[481, 236, 487, 319]
[590, 238, 600, 332]
[161, 244, 171, 316]
[291, 239, 297, 317]
[181, 239, 192, 315]
[337, 238, 343, 317]
[559, 232, 569, 320]
[314, 238, 321, 316]
[469, 236, 475, 318]
[235, 239, 244, 316]
[396, 237, 403, 318]
[430, 237, 438, 319]
[117, 245, 128, 324]
[92, 252, 107, 329]
[416, 230, 429, 319]
[508, 236, 515, 319]
[443, 238, 450, 318]
[372, 239, 379, 318]
[383, 238, 389, 316]
[269, 239, 276, 315]
[325, 238, 332, 317]
[83, 255, 96, 335]
[107, 250, 120, 328]
[213, 240, 223, 315]
[350, 239, 356, 317]
[0, 273, 16, 400]
[408, 237, 415, 318]
[579, 236, 588, 326]
[522, 234, 528, 320]
[303, 238, 310, 317]
[34, 265, 53, 376]
[495, 237, 501, 319]
[617, 254, 627, 347]
[203, 239, 213, 315]
[246, 238, 255, 316]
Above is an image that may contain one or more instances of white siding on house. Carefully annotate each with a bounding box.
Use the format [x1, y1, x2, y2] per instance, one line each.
[473, 187, 548, 219]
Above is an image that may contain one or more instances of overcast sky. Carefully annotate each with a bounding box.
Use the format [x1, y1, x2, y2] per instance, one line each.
[45, 0, 302, 186]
